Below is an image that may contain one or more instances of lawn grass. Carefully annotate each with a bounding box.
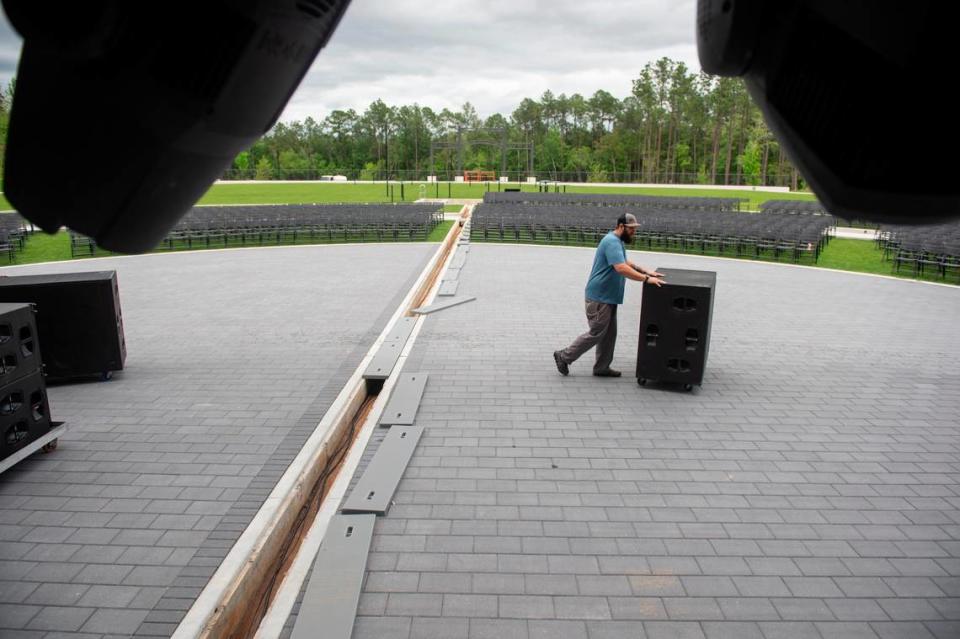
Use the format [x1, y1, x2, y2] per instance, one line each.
[558, 184, 814, 211]
[817, 237, 957, 283]
[6, 225, 955, 286]
[2, 184, 953, 286]
[8, 221, 457, 267]
[1, 182, 813, 212]
[817, 238, 887, 275]
[13, 231, 73, 265]
[197, 181, 813, 210]
[428, 220, 454, 241]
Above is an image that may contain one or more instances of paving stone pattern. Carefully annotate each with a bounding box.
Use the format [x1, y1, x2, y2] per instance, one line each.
[349, 244, 960, 639]
[0, 243, 435, 638]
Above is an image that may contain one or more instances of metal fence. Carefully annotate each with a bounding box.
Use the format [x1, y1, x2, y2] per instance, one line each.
[219, 168, 800, 187]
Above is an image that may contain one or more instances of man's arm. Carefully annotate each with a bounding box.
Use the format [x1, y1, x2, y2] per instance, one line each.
[614, 262, 664, 286]
[626, 260, 663, 278]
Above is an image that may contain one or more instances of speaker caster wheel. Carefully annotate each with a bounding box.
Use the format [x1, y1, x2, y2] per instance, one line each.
[683, 383, 694, 392]
[41, 439, 58, 453]
[100, 371, 113, 382]
[637, 378, 647, 386]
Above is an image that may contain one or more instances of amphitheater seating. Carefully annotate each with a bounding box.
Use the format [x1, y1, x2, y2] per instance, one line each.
[472, 198, 834, 263]
[0, 214, 31, 262]
[70, 204, 443, 257]
[878, 222, 960, 281]
[759, 200, 830, 216]
[483, 191, 745, 211]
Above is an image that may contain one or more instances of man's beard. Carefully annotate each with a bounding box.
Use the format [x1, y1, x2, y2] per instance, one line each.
[623, 231, 635, 244]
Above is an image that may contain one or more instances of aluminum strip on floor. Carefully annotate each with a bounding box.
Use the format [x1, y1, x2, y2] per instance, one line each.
[444, 266, 461, 280]
[438, 280, 459, 296]
[384, 316, 417, 342]
[378, 373, 429, 426]
[340, 425, 424, 515]
[289, 514, 376, 639]
[411, 296, 476, 315]
[362, 339, 402, 380]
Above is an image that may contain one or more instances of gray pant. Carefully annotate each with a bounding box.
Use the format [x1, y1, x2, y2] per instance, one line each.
[558, 300, 618, 374]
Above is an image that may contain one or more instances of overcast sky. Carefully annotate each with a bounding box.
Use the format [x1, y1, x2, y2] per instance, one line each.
[0, 1, 700, 122]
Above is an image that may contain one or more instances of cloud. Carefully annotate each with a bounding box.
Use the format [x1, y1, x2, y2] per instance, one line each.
[0, 13, 21, 83]
[0, 2, 700, 119]
[280, 0, 699, 121]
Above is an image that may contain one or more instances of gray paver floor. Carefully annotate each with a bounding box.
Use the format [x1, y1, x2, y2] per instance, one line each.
[0, 243, 435, 638]
[347, 244, 960, 639]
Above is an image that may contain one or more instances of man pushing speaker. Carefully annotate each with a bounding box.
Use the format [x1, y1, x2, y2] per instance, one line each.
[554, 213, 664, 377]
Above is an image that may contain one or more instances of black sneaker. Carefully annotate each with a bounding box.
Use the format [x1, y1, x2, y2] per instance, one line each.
[553, 351, 569, 376]
[593, 369, 622, 377]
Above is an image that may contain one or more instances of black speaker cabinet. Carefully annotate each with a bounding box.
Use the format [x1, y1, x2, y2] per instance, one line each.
[0, 302, 42, 387]
[0, 271, 125, 380]
[0, 369, 52, 461]
[636, 268, 716, 389]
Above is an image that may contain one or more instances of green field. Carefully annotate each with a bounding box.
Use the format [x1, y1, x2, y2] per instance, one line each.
[1, 182, 813, 213]
[197, 181, 814, 211]
[10, 220, 457, 265]
[2, 182, 954, 286]
[12, 226, 949, 287]
[815, 238, 953, 283]
[12, 231, 73, 265]
[817, 238, 887, 275]
[428, 220, 454, 241]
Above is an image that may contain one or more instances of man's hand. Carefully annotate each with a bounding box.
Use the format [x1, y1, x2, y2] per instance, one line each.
[632, 263, 664, 278]
[646, 276, 665, 287]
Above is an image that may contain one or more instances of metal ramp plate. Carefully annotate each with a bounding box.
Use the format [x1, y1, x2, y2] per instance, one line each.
[379, 373, 428, 426]
[362, 339, 402, 380]
[438, 280, 459, 296]
[444, 266, 461, 280]
[411, 296, 476, 315]
[450, 253, 467, 269]
[289, 514, 375, 639]
[384, 316, 416, 342]
[340, 425, 423, 515]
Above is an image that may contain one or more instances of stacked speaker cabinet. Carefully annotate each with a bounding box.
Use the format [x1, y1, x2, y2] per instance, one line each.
[0, 271, 125, 381]
[0, 303, 53, 463]
[636, 268, 716, 390]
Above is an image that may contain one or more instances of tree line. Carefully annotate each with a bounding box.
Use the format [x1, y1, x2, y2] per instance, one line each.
[238, 58, 803, 188]
[0, 58, 805, 188]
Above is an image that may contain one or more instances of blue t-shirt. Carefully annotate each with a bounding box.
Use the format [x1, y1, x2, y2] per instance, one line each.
[585, 232, 627, 304]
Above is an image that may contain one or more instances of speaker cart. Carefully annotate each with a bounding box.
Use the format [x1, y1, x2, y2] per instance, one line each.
[0, 421, 69, 474]
[0, 302, 66, 474]
[636, 268, 716, 391]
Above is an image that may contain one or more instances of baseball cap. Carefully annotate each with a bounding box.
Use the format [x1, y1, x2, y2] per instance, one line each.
[617, 213, 640, 227]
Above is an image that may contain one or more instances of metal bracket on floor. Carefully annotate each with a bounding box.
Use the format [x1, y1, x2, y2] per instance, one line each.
[340, 425, 424, 516]
[288, 514, 375, 639]
[411, 296, 476, 315]
[438, 280, 459, 296]
[379, 373, 428, 426]
[362, 339, 403, 380]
